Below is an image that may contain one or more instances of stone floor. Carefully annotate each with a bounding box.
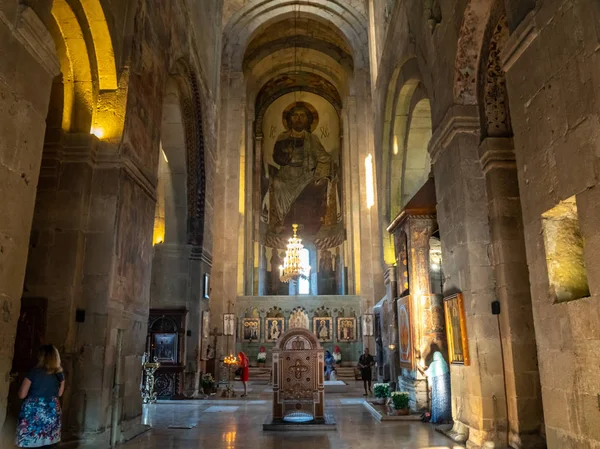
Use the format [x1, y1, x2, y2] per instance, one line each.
[123, 381, 463, 449]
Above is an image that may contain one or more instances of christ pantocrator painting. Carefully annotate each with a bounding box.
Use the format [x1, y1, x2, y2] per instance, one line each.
[264, 102, 339, 236]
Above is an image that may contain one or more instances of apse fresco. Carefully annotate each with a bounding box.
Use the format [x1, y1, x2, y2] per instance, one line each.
[260, 92, 343, 250]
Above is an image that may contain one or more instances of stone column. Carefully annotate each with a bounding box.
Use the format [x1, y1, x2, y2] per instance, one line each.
[212, 71, 246, 361]
[429, 105, 507, 448]
[0, 5, 60, 430]
[479, 137, 544, 448]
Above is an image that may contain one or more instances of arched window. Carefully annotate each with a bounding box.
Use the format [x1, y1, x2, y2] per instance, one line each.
[298, 248, 310, 295]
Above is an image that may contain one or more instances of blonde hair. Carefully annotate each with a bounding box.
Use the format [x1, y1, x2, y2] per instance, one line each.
[36, 344, 62, 374]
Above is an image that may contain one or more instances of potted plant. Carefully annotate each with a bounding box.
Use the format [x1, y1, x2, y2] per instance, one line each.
[200, 373, 215, 395]
[372, 383, 390, 405]
[388, 391, 410, 416]
[257, 347, 267, 367]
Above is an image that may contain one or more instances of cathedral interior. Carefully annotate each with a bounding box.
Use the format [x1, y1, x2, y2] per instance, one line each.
[1, 0, 599, 448]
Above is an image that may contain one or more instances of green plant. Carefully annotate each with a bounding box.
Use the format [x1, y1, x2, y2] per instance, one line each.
[373, 383, 390, 399]
[390, 391, 409, 410]
[257, 352, 267, 362]
[200, 373, 215, 389]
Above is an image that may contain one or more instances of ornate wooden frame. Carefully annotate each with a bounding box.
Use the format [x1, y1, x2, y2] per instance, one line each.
[443, 293, 470, 365]
[336, 317, 357, 341]
[242, 318, 260, 342]
[265, 317, 285, 342]
[312, 317, 333, 342]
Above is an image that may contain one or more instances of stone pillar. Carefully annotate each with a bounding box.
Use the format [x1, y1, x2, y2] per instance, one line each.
[383, 267, 399, 385]
[212, 71, 246, 360]
[479, 137, 544, 448]
[429, 105, 507, 448]
[0, 5, 60, 430]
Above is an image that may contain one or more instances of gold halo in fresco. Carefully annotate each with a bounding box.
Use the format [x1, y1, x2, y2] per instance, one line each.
[282, 101, 319, 132]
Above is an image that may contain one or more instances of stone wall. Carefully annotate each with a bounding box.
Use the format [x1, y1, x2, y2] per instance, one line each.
[0, 3, 60, 430]
[502, 1, 600, 447]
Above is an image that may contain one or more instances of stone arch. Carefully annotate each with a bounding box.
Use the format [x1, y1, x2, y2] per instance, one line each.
[155, 78, 188, 246]
[402, 98, 432, 206]
[379, 58, 429, 263]
[222, 0, 369, 71]
[45, 0, 119, 135]
[254, 72, 342, 135]
[479, 14, 512, 138]
[74, 0, 118, 90]
[170, 61, 208, 248]
[453, 0, 496, 104]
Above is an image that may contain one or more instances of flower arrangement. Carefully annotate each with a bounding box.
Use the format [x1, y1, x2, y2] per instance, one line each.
[373, 383, 391, 399]
[333, 346, 342, 362]
[390, 391, 410, 410]
[200, 373, 215, 389]
[257, 350, 267, 363]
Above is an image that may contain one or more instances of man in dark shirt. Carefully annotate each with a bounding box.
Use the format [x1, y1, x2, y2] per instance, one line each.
[357, 348, 375, 396]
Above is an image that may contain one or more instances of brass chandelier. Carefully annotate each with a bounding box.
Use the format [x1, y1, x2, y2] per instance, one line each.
[279, 224, 311, 283]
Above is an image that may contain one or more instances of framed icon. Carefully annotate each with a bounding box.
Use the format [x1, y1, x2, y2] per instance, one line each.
[265, 317, 285, 342]
[242, 318, 260, 342]
[313, 317, 333, 341]
[444, 293, 470, 365]
[337, 317, 356, 341]
[223, 313, 235, 336]
[153, 333, 177, 363]
[362, 314, 374, 337]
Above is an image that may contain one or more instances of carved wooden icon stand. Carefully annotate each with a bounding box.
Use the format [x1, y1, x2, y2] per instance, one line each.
[263, 328, 336, 430]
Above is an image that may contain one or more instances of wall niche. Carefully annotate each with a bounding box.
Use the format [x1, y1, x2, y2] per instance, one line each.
[541, 196, 590, 303]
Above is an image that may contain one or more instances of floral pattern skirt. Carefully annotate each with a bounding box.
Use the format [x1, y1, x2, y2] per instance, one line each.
[16, 397, 61, 448]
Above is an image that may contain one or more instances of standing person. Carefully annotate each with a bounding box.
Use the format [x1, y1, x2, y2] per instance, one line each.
[422, 349, 451, 424]
[357, 347, 375, 396]
[324, 350, 336, 380]
[16, 344, 65, 448]
[237, 351, 250, 397]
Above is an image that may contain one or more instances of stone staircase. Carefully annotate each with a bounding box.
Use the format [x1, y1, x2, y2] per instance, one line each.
[335, 366, 360, 381]
[247, 365, 359, 383]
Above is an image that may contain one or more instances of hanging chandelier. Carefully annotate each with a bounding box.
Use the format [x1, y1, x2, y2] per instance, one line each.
[279, 224, 311, 283]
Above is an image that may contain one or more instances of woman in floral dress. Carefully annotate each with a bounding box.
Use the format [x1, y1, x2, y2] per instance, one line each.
[16, 345, 65, 448]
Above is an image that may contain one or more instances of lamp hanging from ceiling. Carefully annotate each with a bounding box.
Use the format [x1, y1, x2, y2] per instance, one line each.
[279, 224, 311, 283]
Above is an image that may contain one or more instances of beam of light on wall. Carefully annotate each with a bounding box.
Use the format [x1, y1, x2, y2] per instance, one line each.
[393, 134, 399, 155]
[161, 149, 168, 163]
[365, 153, 375, 209]
[90, 127, 105, 139]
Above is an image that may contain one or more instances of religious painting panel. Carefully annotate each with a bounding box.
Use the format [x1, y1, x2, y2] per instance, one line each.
[259, 92, 344, 252]
[443, 293, 470, 365]
[397, 296, 413, 369]
[362, 314, 374, 337]
[242, 318, 260, 342]
[337, 317, 356, 341]
[289, 307, 309, 329]
[394, 230, 409, 297]
[223, 313, 235, 336]
[154, 333, 178, 363]
[313, 317, 333, 342]
[266, 317, 285, 342]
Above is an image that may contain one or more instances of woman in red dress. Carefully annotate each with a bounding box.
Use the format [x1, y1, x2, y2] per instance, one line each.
[237, 352, 249, 397]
